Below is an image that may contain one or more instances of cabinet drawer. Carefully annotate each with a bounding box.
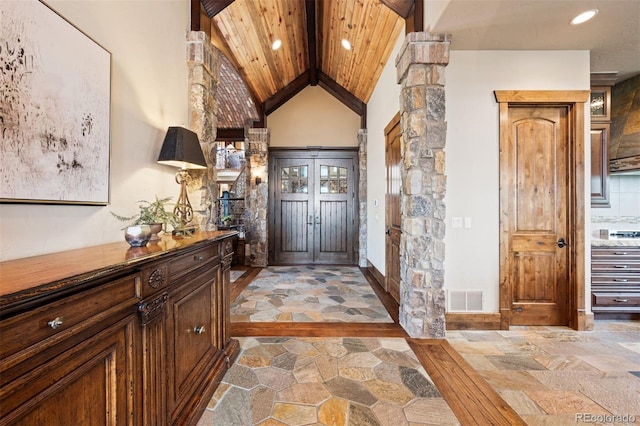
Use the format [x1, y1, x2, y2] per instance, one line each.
[592, 292, 640, 307]
[169, 245, 219, 279]
[591, 262, 640, 273]
[591, 274, 640, 286]
[0, 273, 140, 371]
[591, 247, 640, 261]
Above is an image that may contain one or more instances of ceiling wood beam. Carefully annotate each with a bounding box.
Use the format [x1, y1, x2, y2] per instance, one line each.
[305, 0, 318, 86]
[317, 71, 366, 118]
[263, 70, 311, 116]
[381, 0, 415, 19]
[216, 128, 245, 141]
[406, 0, 424, 33]
[201, 0, 235, 18]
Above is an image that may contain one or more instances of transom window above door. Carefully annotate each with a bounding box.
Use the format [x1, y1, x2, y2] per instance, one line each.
[280, 165, 308, 193]
[320, 165, 348, 194]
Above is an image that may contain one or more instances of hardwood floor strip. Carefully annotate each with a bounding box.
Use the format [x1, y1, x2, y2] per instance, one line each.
[360, 266, 400, 323]
[229, 267, 262, 302]
[408, 339, 526, 426]
[231, 321, 408, 337]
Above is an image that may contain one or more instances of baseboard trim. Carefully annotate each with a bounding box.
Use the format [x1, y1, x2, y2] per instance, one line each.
[445, 313, 501, 330]
[365, 260, 385, 290]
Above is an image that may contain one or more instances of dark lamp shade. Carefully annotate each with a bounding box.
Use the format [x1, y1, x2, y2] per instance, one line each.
[157, 126, 207, 169]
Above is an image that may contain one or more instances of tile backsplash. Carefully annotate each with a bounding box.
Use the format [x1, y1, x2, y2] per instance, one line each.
[591, 175, 640, 230]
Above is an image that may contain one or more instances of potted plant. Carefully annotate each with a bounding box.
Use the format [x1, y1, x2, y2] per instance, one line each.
[111, 196, 178, 244]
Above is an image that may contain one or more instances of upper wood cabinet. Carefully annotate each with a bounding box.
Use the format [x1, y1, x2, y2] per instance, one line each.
[590, 86, 612, 207]
[590, 86, 611, 121]
[591, 123, 611, 207]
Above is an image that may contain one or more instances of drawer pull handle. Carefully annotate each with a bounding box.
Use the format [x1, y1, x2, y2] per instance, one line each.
[613, 299, 629, 303]
[613, 279, 629, 282]
[194, 325, 206, 334]
[48, 317, 64, 329]
[614, 252, 628, 255]
[194, 255, 204, 262]
[613, 265, 629, 268]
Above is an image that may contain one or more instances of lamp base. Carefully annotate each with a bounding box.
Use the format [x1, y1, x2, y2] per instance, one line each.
[172, 225, 198, 236]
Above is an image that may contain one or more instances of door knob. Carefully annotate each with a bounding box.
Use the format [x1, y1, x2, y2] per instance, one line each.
[385, 229, 391, 236]
[557, 238, 567, 248]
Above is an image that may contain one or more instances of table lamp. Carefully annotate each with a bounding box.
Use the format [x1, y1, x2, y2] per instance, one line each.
[157, 126, 207, 229]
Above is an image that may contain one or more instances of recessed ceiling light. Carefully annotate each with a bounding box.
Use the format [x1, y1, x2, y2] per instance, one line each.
[341, 38, 352, 50]
[571, 9, 598, 25]
[271, 39, 282, 50]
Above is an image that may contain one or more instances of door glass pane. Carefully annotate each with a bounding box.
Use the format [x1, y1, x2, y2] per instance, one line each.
[320, 179, 329, 193]
[282, 165, 309, 193]
[320, 165, 348, 194]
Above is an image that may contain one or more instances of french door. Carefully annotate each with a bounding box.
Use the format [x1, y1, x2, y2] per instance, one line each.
[271, 150, 357, 264]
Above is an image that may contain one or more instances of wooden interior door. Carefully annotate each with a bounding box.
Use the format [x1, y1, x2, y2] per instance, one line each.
[385, 113, 401, 303]
[272, 151, 356, 265]
[504, 105, 570, 325]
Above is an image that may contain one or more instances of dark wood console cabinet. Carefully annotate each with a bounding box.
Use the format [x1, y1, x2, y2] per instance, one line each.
[0, 231, 239, 425]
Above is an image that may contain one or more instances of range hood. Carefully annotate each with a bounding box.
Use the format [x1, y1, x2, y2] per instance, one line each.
[610, 156, 640, 175]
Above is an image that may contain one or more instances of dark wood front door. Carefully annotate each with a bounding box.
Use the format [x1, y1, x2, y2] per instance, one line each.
[271, 150, 357, 265]
[503, 105, 570, 326]
[385, 113, 401, 303]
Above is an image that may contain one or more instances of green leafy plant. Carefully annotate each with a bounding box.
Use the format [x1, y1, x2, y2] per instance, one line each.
[111, 196, 179, 229]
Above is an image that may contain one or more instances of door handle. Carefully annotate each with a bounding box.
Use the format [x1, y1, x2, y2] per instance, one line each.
[385, 229, 391, 236]
[557, 238, 567, 248]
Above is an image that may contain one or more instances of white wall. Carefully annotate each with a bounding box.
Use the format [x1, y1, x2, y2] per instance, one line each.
[366, 34, 404, 273]
[0, 0, 190, 261]
[445, 50, 591, 312]
[268, 86, 361, 147]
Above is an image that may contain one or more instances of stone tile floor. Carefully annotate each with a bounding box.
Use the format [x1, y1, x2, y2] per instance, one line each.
[207, 268, 640, 425]
[230, 267, 393, 323]
[447, 321, 640, 425]
[197, 337, 459, 426]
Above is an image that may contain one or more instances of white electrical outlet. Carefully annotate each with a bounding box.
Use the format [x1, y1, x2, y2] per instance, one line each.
[464, 217, 472, 228]
[451, 217, 463, 228]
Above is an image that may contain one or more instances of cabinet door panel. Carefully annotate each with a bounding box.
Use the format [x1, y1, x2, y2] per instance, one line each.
[167, 266, 220, 415]
[0, 315, 138, 426]
[590, 123, 610, 207]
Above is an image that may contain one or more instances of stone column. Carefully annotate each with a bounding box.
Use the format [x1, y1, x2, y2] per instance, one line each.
[396, 33, 450, 338]
[358, 129, 367, 267]
[245, 128, 269, 267]
[187, 31, 219, 230]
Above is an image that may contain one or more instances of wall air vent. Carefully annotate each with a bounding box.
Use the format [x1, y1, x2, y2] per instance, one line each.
[449, 290, 483, 312]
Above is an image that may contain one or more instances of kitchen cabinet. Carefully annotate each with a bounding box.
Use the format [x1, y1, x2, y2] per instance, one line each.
[591, 247, 640, 316]
[590, 86, 612, 207]
[0, 231, 239, 426]
[590, 123, 611, 206]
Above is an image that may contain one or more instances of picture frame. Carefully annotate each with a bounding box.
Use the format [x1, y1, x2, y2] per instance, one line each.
[0, 0, 111, 205]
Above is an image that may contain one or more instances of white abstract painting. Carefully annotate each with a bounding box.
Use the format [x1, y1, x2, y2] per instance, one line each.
[0, 0, 111, 204]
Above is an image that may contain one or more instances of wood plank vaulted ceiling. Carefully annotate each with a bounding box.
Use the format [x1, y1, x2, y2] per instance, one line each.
[197, 0, 419, 130]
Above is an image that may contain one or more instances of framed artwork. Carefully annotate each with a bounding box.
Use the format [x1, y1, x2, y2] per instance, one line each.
[0, 0, 111, 205]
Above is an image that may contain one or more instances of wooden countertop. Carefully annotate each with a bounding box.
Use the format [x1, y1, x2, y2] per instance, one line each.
[0, 231, 238, 310]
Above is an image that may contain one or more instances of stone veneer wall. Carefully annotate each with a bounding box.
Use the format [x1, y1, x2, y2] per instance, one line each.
[358, 130, 367, 267]
[396, 33, 450, 338]
[246, 128, 270, 267]
[186, 31, 219, 229]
